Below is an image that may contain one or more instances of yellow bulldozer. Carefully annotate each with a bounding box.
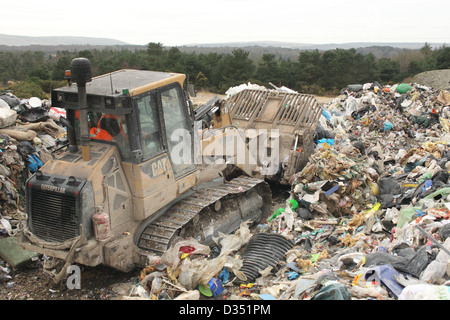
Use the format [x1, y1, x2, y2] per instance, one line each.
[18, 58, 321, 280]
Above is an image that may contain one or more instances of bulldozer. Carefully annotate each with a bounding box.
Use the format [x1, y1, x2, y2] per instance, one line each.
[18, 58, 321, 281]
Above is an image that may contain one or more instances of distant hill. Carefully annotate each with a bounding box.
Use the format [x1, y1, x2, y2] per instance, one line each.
[178, 41, 446, 60]
[0, 34, 446, 61]
[176, 45, 421, 61]
[185, 41, 311, 48]
[185, 41, 445, 50]
[0, 33, 130, 46]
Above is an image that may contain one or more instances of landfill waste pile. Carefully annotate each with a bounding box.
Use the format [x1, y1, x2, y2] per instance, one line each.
[0, 93, 69, 294]
[107, 82, 450, 301]
[413, 69, 450, 91]
[0, 93, 66, 238]
[1, 81, 450, 301]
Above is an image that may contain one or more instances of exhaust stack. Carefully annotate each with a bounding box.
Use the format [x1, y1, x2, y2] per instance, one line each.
[70, 58, 92, 161]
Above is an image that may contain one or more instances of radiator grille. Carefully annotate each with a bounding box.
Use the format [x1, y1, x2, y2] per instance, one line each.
[29, 188, 80, 242]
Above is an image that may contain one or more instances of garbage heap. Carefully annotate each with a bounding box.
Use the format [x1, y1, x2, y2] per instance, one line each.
[113, 82, 450, 301]
[0, 93, 66, 237]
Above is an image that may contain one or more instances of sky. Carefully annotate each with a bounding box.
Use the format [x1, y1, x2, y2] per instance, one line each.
[1, 0, 449, 46]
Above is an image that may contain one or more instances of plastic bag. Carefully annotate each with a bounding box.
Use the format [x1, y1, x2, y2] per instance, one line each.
[321, 107, 331, 122]
[365, 246, 428, 278]
[175, 222, 253, 289]
[421, 261, 448, 284]
[345, 96, 359, 116]
[378, 176, 401, 196]
[399, 284, 450, 300]
[440, 223, 450, 241]
[0, 218, 12, 235]
[18, 107, 49, 123]
[178, 258, 196, 290]
[160, 238, 211, 268]
[48, 107, 66, 121]
[27, 154, 43, 173]
[364, 264, 404, 298]
[347, 84, 363, 92]
[0, 94, 20, 108]
[396, 83, 413, 94]
[383, 121, 394, 132]
[420, 238, 450, 283]
[311, 283, 350, 300]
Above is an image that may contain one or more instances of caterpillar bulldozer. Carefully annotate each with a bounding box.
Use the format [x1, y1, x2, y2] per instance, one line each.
[18, 58, 321, 280]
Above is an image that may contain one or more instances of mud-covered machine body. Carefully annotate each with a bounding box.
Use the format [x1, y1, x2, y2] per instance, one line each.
[224, 88, 322, 185]
[18, 58, 272, 274]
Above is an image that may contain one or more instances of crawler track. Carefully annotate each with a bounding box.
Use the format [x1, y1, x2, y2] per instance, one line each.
[137, 176, 272, 255]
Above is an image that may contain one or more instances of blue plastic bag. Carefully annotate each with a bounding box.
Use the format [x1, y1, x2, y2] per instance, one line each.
[27, 154, 43, 173]
[31, 154, 43, 167]
[383, 121, 394, 132]
[322, 107, 331, 122]
[28, 155, 38, 172]
[317, 138, 335, 145]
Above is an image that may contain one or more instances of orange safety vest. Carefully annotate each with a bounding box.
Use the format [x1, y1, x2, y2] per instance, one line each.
[90, 126, 114, 141]
[89, 114, 123, 141]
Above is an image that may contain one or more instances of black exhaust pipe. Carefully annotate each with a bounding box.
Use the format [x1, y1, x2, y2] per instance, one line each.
[70, 58, 92, 161]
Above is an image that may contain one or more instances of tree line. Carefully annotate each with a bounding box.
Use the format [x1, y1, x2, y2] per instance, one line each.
[0, 42, 449, 99]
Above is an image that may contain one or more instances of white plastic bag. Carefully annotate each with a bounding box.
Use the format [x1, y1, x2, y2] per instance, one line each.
[48, 107, 66, 121]
[178, 258, 196, 290]
[0, 218, 12, 235]
[399, 284, 450, 300]
[421, 238, 450, 283]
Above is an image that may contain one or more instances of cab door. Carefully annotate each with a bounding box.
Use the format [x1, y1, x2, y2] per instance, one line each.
[158, 84, 196, 178]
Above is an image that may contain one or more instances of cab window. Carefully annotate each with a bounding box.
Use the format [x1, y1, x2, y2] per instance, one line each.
[136, 93, 163, 159]
[75, 111, 131, 159]
[160, 86, 195, 176]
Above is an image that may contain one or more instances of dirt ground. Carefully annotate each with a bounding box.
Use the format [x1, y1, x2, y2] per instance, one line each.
[0, 254, 140, 300]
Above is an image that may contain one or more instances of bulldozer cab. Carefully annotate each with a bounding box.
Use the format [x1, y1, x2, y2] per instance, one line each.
[47, 68, 201, 228]
[54, 69, 196, 177]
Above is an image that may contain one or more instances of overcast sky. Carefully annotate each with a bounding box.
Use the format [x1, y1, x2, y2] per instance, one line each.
[2, 0, 449, 46]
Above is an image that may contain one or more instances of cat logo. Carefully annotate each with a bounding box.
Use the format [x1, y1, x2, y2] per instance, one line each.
[41, 184, 66, 194]
[150, 156, 169, 178]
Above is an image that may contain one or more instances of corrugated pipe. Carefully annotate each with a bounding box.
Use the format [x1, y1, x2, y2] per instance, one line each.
[239, 233, 294, 282]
